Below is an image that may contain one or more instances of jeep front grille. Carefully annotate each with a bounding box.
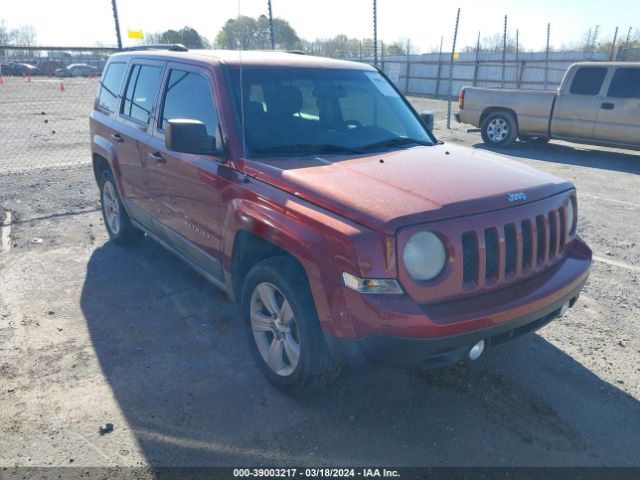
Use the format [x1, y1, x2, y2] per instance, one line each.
[461, 206, 568, 290]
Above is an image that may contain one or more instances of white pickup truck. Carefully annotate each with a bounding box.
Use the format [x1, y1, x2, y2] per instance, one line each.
[456, 62, 640, 149]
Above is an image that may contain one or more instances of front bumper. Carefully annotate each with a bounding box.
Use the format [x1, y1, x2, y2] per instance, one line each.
[326, 278, 584, 369]
[324, 239, 591, 369]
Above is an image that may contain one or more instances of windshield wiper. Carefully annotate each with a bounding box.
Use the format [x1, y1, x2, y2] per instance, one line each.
[252, 143, 364, 156]
[359, 137, 434, 152]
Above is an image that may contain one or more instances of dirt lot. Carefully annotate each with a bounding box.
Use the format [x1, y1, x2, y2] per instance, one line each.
[0, 95, 639, 471]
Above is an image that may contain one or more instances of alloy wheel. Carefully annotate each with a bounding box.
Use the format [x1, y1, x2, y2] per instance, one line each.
[250, 282, 301, 376]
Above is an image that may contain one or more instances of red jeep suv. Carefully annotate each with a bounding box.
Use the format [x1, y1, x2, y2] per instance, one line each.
[89, 47, 591, 391]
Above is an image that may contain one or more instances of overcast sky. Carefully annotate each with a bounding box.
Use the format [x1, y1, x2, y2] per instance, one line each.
[2, 0, 638, 52]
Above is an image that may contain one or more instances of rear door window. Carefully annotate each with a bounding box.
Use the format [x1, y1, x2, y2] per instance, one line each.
[97, 62, 127, 113]
[569, 67, 608, 95]
[607, 68, 640, 98]
[121, 64, 163, 124]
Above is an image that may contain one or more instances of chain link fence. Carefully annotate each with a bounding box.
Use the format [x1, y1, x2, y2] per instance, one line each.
[0, 48, 112, 174]
[375, 50, 610, 98]
[0, 43, 629, 176]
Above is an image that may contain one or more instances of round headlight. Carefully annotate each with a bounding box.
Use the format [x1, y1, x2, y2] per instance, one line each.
[403, 231, 446, 281]
[566, 198, 576, 237]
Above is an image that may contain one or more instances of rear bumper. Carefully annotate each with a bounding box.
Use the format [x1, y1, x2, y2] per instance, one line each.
[454, 112, 461, 123]
[326, 277, 585, 369]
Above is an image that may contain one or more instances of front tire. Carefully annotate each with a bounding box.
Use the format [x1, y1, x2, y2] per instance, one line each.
[241, 257, 340, 393]
[99, 170, 142, 245]
[481, 111, 518, 148]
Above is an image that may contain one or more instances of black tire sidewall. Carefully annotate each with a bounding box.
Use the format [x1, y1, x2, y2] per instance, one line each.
[241, 258, 335, 391]
[481, 112, 518, 147]
[99, 170, 136, 243]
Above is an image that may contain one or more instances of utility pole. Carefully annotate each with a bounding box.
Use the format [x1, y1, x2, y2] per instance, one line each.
[610, 27, 619, 61]
[435, 36, 444, 96]
[111, 0, 123, 49]
[447, 8, 461, 129]
[267, 0, 275, 49]
[621, 26, 632, 60]
[544, 23, 551, 89]
[373, 0, 378, 67]
[405, 39, 411, 94]
[472, 31, 480, 87]
[591, 25, 600, 58]
[515, 29, 520, 89]
[501, 15, 507, 88]
[624, 26, 632, 49]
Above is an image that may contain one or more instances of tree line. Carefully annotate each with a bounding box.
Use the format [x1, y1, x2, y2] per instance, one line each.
[0, 19, 37, 56]
[2, 14, 639, 58]
[142, 15, 407, 57]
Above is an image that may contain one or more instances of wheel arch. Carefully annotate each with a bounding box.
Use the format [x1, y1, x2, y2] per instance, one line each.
[92, 152, 111, 183]
[91, 133, 120, 184]
[230, 230, 307, 303]
[223, 200, 352, 337]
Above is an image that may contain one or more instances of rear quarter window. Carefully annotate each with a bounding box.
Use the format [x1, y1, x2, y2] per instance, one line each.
[607, 68, 640, 98]
[569, 67, 608, 95]
[97, 62, 127, 113]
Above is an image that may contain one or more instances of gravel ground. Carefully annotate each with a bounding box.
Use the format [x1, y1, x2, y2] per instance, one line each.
[0, 96, 639, 472]
[0, 77, 96, 173]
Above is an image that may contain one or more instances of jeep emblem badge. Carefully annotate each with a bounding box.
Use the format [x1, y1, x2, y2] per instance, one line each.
[507, 192, 527, 202]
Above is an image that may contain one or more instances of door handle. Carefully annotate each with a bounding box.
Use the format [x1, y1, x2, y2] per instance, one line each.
[600, 102, 615, 110]
[148, 152, 166, 163]
[110, 133, 124, 143]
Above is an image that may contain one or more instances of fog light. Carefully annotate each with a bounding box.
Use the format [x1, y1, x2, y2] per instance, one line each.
[469, 339, 485, 361]
[559, 301, 570, 317]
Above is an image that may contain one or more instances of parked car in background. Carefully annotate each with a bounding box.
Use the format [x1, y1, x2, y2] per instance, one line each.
[55, 63, 98, 77]
[1, 62, 38, 76]
[36, 60, 65, 77]
[90, 47, 591, 392]
[456, 62, 640, 150]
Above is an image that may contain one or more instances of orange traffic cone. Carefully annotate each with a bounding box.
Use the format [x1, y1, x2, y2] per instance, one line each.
[27, 74, 32, 82]
[60, 81, 65, 92]
[88, 72, 94, 80]
[0, 76, 4, 85]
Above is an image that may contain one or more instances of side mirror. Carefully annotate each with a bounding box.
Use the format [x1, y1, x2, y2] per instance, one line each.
[165, 119, 216, 155]
[419, 112, 434, 132]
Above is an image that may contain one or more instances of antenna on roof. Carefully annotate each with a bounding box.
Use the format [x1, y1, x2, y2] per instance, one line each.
[120, 44, 188, 52]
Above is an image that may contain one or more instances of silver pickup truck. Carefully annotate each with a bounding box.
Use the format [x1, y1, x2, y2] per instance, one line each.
[456, 62, 640, 149]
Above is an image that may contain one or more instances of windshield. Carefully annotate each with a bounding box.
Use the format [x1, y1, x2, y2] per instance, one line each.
[228, 66, 434, 157]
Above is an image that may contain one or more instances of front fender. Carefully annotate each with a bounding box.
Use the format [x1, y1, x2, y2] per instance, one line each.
[223, 197, 362, 337]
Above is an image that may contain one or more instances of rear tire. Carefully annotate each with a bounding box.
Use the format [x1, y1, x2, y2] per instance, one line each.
[99, 170, 142, 245]
[241, 257, 341, 393]
[481, 111, 518, 148]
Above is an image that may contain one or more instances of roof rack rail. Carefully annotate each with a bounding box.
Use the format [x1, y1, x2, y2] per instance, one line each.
[120, 44, 189, 52]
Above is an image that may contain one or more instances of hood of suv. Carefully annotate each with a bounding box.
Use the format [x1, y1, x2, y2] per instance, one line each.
[247, 143, 573, 234]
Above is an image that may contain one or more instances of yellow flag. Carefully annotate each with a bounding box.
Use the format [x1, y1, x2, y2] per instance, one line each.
[127, 30, 144, 39]
[453, 52, 459, 60]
